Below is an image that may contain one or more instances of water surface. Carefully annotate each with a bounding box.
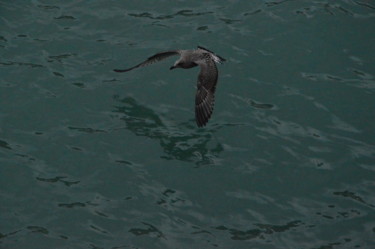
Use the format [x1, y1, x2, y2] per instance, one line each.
[1, 1, 374, 248]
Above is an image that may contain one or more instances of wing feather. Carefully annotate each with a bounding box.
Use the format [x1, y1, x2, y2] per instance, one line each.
[114, 51, 179, 72]
[195, 56, 218, 127]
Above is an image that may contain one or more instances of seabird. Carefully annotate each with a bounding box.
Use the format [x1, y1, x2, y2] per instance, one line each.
[114, 46, 226, 127]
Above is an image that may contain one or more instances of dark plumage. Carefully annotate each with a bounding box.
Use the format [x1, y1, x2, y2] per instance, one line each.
[114, 46, 225, 127]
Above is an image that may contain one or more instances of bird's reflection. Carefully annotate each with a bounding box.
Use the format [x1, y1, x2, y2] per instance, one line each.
[112, 96, 223, 166]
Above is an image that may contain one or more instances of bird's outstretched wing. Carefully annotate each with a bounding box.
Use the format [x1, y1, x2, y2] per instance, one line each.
[195, 55, 218, 127]
[197, 46, 226, 63]
[114, 51, 179, 72]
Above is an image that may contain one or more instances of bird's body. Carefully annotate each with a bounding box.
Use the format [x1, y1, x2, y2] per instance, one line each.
[114, 46, 225, 127]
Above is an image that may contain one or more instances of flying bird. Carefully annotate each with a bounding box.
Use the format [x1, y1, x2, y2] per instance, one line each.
[114, 46, 225, 127]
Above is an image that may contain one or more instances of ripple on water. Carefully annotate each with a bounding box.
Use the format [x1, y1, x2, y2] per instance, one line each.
[36, 176, 80, 187]
[1, 1, 374, 248]
[230, 93, 275, 110]
[301, 68, 375, 90]
[129, 222, 165, 238]
[294, 1, 375, 18]
[214, 220, 302, 241]
[128, 9, 213, 20]
[0, 139, 12, 150]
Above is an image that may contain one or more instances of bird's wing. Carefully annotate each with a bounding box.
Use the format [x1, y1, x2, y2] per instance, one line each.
[114, 51, 180, 72]
[197, 46, 226, 63]
[195, 55, 218, 127]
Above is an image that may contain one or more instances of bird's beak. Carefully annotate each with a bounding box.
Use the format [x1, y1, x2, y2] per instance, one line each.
[169, 66, 176, 70]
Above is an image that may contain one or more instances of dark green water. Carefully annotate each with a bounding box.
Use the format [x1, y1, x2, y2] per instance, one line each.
[1, 1, 375, 248]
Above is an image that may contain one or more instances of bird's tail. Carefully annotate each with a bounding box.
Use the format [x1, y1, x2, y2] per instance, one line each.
[197, 45, 226, 63]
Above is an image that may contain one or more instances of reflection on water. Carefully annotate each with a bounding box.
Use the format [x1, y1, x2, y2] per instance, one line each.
[112, 95, 224, 166]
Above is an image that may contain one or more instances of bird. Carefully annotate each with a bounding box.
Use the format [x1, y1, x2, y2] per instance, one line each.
[114, 46, 226, 127]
